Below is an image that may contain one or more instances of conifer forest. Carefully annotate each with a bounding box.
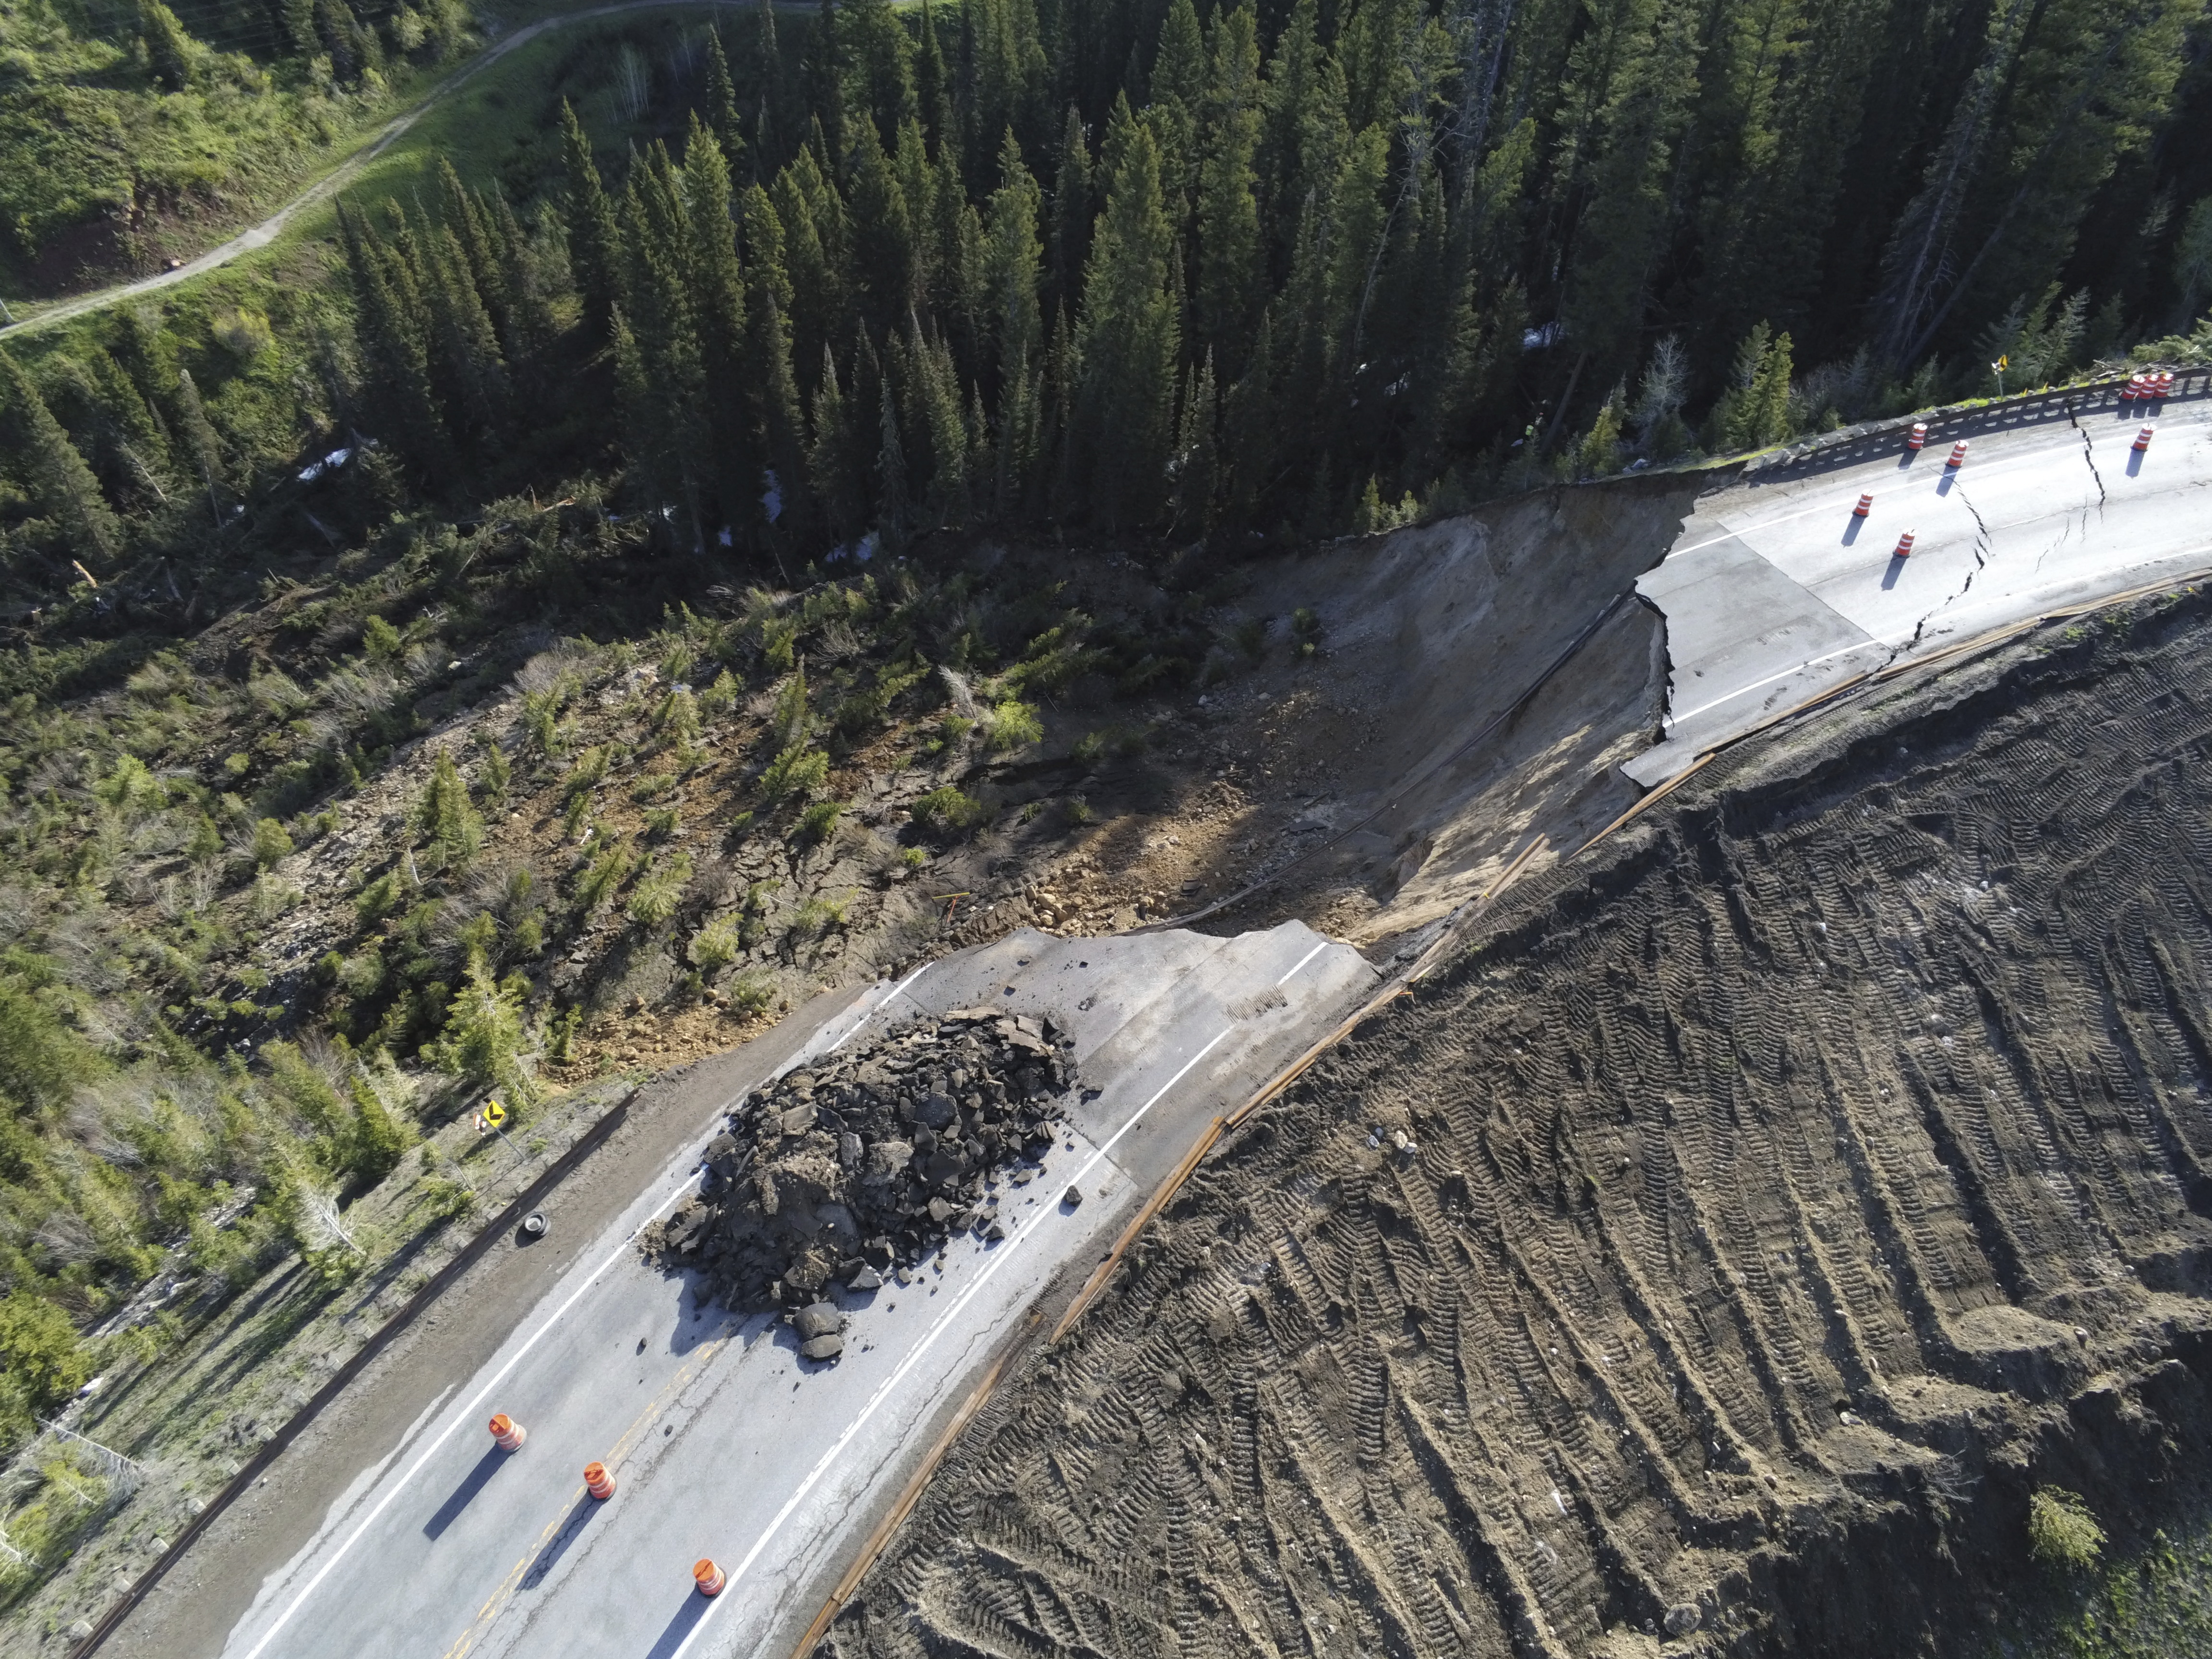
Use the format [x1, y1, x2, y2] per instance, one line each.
[0, 0, 2211, 1632]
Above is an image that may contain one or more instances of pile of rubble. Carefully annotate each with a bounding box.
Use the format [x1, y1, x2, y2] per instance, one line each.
[646, 1007, 1078, 1359]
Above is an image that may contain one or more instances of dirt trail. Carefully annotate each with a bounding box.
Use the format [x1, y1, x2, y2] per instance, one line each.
[0, 0, 751, 340]
[817, 584, 2212, 1657]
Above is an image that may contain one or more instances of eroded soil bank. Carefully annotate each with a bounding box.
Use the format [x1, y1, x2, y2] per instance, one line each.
[817, 583, 2212, 1656]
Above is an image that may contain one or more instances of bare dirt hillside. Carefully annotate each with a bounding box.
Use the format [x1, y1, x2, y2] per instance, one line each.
[817, 583, 2212, 1657]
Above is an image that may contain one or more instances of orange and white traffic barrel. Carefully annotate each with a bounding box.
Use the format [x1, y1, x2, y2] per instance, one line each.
[489, 1413, 527, 1452]
[585, 1462, 616, 1501]
[2155, 371, 2174, 397]
[1907, 422, 1928, 451]
[1894, 529, 1916, 558]
[694, 1559, 727, 1597]
[1852, 492, 1873, 517]
[1945, 439, 1968, 468]
[2121, 375, 2142, 402]
[2133, 424, 2154, 452]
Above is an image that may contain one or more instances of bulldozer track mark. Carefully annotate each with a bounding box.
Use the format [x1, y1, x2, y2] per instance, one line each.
[815, 585, 2212, 1659]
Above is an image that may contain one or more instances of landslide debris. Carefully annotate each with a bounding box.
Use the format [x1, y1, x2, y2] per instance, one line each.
[815, 587, 2212, 1657]
[648, 1010, 1078, 1328]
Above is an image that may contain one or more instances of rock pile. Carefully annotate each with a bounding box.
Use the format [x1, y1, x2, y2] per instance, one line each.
[646, 1007, 1078, 1357]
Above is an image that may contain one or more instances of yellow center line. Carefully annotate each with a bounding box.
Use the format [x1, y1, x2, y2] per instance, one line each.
[437, 1329, 738, 1659]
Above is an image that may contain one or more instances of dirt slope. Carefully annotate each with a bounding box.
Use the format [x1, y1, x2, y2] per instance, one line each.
[817, 585, 2212, 1657]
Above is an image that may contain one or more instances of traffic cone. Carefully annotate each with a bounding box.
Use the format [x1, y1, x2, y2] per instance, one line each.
[585, 1462, 616, 1501]
[489, 1414, 527, 1452]
[1906, 422, 1928, 451]
[2133, 424, 2154, 452]
[1852, 492, 1873, 517]
[693, 1559, 727, 1597]
[1945, 440, 1968, 468]
[1894, 530, 1916, 558]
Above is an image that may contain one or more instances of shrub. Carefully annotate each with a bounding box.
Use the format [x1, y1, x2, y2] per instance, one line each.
[2028, 1488, 2105, 1572]
[759, 743, 829, 804]
[626, 853, 692, 927]
[654, 686, 700, 745]
[911, 785, 985, 836]
[0, 1291, 91, 1422]
[476, 741, 511, 805]
[575, 839, 638, 914]
[982, 698, 1043, 752]
[790, 892, 848, 937]
[520, 690, 565, 756]
[561, 744, 611, 801]
[698, 668, 740, 717]
[252, 816, 294, 868]
[643, 805, 681, 839]
[726, 971, 775, 1015]
[362, 614, 405, 664]
[1291, 607, 1323, 658]
[771, 667, 810, 747]
[424, 954, 536, 1103]
[687, 914, 742, 975]
[413, 750, 483, 873]
[794, 799, 844, 844]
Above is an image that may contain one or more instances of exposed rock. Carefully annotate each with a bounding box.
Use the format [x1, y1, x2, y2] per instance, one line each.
[800, 1334, 846, 1362]
[644, 1012, 1076, 1310]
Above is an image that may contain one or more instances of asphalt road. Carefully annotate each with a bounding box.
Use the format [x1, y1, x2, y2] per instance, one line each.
[214, 919, 1374, 1659]
[1629, 380, 2212, 784]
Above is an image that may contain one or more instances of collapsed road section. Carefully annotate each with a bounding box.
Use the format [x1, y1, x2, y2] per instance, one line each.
[213, 919, 1373, 1659]
[1633, 376, 2211, 782]
[813, 580, 2212, 1659]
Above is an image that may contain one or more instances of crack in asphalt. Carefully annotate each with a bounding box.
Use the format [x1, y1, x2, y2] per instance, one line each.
[1887, 482, 1997, 665]
[2069, 399, 2110, 506]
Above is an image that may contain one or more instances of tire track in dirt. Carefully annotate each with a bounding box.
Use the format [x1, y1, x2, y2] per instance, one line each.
[815, 585, 2212, 1658]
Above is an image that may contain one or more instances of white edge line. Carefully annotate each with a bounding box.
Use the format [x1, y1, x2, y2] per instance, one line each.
[1276, 940, 1331, 987]
[236, 1175, 704, 1659]
[666, 1023, 1236, 1659]
[237, 965, 932, 1658]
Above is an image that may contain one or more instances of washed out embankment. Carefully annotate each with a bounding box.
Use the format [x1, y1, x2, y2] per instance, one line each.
[814, 583, 2212, 1658]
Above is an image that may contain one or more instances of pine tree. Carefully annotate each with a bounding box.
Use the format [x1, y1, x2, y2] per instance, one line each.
[1195, 4, 1262, 374]
[1047, 105, 1092, 316]
[0, 351, 122, 567]
[915, 0, 955, 146]
[140, 0, 196, 90]
[1172, 349, 1218, 533]
[1148, 0, 1206, 205]
[771, 154, 845, 394]
[685, 115, 756, 534]
[435, 157, 510, 345]
[1072, 96, 1179, 529]
[807, 0, 845, 157]
[1259, 0, 1346, 276]
[985, 126, 1045, 400]
[808, 344, 870, 541]
[421, 217, 510, 445]
[559, 102, 625, 339]
[488, 188, 555, 360]
[848, 122, 918, 326]
[616, 177, 710, 548]
[702, 25, 748, 173]
[173, 367, 225, 525]
[875, 373, 910, 547]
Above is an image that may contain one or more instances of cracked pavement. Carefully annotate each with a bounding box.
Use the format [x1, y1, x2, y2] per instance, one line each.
[1629, 379, 2211, 784]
